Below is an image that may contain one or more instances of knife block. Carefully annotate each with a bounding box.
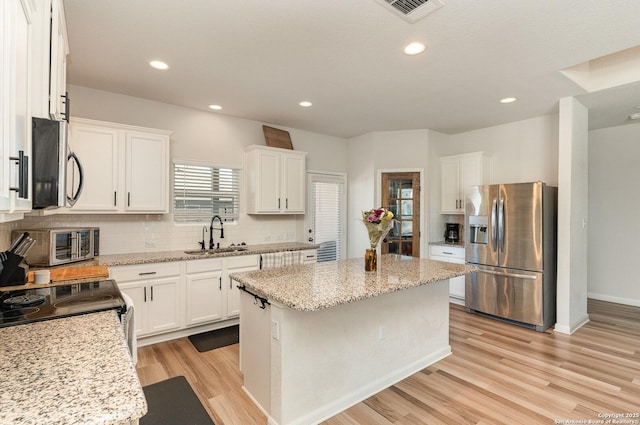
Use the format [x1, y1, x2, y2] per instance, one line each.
[0, 252, 28, 287]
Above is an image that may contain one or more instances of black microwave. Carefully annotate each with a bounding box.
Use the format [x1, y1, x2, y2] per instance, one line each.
[31, 117, 84, 209]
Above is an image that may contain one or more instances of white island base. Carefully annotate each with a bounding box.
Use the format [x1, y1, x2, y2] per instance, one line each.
[240, 279, 451, 425]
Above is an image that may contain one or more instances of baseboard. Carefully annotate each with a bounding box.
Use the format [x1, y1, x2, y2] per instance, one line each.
[588, 293, 640, 308]
[449, 296, 465, 306]
[554, 314, 589, 335]
[136, 318, 239, 347]
[285, 346, 452, 425]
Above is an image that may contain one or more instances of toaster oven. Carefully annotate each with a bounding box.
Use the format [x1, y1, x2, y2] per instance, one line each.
[12, 228, 99, 266]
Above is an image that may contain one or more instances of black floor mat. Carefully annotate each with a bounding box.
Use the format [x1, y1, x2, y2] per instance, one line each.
[188, 325, 239, 353]
[141, 376, 214, 425]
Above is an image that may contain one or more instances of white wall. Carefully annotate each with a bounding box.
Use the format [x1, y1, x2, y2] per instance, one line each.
[588, 123, 640, 306]
[0, 86, 348, 254]
[556, 97, 589, 334]
[346, 130, 430, 258]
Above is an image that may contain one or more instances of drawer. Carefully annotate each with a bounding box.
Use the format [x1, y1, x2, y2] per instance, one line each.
[429, 245, 464, 259]
[186, 258, 224, 274]
[109, 261, 182, 282]
[226, 254, 259, 270]
[301, 249, 317, 263]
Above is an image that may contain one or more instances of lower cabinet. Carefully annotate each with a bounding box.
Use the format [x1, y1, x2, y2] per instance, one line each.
[429, 245, 465, 304]
[110, 262, 182, 337]
[185, 258, 224, 326]
[224, 255, 260, 319]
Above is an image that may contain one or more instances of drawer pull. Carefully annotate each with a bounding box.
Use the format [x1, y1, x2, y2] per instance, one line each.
[443, 251, 453, 255]
[138, 271, 157, 276]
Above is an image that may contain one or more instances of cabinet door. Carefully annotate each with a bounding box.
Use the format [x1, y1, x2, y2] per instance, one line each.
[119, 284, 147, 337]
[125, 131, 169, 212]
[254, 150, 281, 213]
[48, 0, 68, 120]
[440, 157, 460, 214]
[147, 276, 182, 334]
[460, 155, 482, 212]
[185, 271, 223, 326]
[69, 123, 119, 211]
[282, 153, 305, 213]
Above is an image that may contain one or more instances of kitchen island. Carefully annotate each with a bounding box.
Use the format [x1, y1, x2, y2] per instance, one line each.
[0, 311, 146, 425]
[230, 254, 476, 425]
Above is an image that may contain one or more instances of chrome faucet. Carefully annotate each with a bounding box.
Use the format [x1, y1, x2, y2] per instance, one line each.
[209, 215, 224, 249]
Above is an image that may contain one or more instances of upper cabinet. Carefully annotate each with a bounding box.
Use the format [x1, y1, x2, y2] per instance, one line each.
[440, 152, 490, 214]
[245, 145, 307, 214]
[0, 0, 33, 222]
[69, 118, 172, 214]
[31, 0, 68, 120]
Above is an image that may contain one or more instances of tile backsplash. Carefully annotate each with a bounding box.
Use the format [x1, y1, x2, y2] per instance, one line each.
[0, 213, 300, 255]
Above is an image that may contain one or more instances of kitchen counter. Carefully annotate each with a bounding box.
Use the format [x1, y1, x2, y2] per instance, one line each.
[94, 242, 318, 267]
[230, 254, 476, 311]
[0, 311, 146, 425]
[236, 254, 475, 425]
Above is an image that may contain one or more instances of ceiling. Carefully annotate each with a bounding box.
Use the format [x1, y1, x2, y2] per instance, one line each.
[63, 0, 640, 138]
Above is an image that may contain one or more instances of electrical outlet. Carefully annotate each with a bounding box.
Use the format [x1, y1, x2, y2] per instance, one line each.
[272, 320, 280, 341]
[378, 325, 386, 341]
[145, 241, 156, 248]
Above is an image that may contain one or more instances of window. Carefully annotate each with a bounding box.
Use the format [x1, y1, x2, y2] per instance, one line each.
[307, 172, 346, 262]
[173, 162, 240, 223]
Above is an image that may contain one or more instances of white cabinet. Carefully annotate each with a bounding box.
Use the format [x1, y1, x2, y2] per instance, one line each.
[68, 118, 171, 213]
[440, 152, 490, 214]
[185, 258, 224, 326]
[48, 0, 68, 121]
[246, 145, 307, 214]
[224, 255, 260, 318]
[429, 245, 465, 304]
[110, 262, 182, 337]
[301, 249, 318, 263]
[0, 0, 33, 221]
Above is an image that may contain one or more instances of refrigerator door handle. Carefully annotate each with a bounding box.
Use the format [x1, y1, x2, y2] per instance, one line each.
[491, 198, 498, 249]
[477, 269, 537, 280]
[498, 198, 505, 253]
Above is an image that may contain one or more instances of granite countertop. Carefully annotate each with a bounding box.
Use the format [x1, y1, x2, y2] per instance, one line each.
[0, 311, 147, 425]
[230, 254, 476, 311]
[94, 242, 318, 267]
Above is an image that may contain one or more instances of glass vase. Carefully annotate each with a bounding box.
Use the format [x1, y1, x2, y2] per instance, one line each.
[365, 248, 377, 272]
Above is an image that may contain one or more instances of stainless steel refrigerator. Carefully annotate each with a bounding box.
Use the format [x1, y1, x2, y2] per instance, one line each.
[465, 182, 557, 331]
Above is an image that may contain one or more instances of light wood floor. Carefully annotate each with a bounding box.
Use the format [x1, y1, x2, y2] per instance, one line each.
[136, 300, 640, 424]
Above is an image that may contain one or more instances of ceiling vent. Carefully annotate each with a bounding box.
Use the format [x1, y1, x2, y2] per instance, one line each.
[376, 0, 444, 23]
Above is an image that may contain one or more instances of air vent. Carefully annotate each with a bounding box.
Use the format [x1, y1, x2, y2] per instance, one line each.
[377, 0, 444, 23]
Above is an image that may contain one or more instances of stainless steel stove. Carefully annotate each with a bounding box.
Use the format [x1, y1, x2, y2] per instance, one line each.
[0, 280, 126, 328]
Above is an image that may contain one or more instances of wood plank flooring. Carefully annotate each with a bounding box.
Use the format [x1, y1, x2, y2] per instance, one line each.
[135, 300, 640, 424]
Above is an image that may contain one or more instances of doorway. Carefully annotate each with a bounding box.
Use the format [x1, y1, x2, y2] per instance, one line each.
[381, 172, 420, 257]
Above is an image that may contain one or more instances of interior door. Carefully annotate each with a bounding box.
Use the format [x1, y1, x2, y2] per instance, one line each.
[381, 172, 420, 257]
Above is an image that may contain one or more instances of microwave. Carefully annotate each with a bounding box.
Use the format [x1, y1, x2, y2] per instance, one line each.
[12, 228, 100, 266]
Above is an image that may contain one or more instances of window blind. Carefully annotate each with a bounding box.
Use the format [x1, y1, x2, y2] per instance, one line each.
[173, 163, 240, 223]
[309, 174, 346, 262]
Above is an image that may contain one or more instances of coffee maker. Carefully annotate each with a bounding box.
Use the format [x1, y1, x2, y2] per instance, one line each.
[444, 223, 460, 243]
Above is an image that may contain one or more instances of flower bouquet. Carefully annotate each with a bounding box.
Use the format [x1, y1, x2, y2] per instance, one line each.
[361, 208, 394, 271]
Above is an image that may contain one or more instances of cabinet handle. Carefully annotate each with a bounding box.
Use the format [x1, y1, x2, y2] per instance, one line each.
[114, 191, 117, 207]
[455, 199, 458, 209]
[151, 286, 154, 301]
[443, 251, 453, 255]
[143, 287, 147, 302]
[286, 198, 288, 209]
[128, 192, 131, 207]
[9, 151, 29, 199]
[138, 271, 157, 276]
[278, 198, 281, 209]
[229, 278, 232, 289]
[219, 277, 222, 290]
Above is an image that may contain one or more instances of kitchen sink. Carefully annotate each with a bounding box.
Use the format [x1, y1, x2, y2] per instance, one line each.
[184, 246, 248, 256]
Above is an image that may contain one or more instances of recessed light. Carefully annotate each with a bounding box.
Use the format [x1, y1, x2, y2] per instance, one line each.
[208, 104, 223, 110]
[629, 112, 640, 120]
[500, 97, 517, 104]
[149, 60, 169, 70]
[299, 101, 312, 107]
[403, 42, 426, 56]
